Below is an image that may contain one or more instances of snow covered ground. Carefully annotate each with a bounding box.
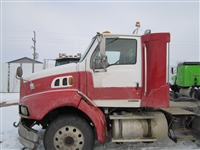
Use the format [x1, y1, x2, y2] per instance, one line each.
[1, 93, 200, 150]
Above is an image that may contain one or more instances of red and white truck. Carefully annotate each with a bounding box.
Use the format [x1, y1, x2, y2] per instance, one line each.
[16, 23, 200, 150]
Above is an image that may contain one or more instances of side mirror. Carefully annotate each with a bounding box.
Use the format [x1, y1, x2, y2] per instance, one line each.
[15, 66, 35, 90]
[171, 67, 177, 75]
[16, 67, 23, 78]
[102, 55, 108, 68]
[93, 55, 108, 72]
[171, 67, 174, 74]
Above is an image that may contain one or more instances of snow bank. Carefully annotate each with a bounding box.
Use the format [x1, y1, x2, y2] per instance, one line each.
[1, 93, 19, 104]
[0, 106, 23, 149]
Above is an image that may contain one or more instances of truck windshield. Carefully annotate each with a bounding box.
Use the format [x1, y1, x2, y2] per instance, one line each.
[79, 37, 96, 62]
[55, 58, 80, 66]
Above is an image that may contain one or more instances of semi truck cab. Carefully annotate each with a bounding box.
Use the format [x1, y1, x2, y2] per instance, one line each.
[16, 25, 173, 150]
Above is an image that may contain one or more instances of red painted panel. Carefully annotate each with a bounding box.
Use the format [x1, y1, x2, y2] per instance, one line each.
[20, 71, 108, 142]
[20, 90, 81, 120]
[78, 100, 108, 142]
[141, 33, 170, 108]
[20, 72, 79, 99]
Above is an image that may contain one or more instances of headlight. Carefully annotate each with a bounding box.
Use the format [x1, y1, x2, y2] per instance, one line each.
[19, 105, 29, 116]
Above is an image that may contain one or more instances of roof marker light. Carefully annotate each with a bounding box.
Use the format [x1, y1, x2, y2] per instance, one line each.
[133, 21, 141, 34]
[103, 30, 110, 34]
[136, 22, 140, 27]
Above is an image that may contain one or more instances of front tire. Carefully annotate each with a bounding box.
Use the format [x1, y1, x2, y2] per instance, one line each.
[44, 115, 95, 150]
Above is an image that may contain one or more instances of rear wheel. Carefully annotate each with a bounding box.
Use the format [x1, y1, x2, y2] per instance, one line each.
[191, 89, 200, 100]
[189, 87, 195, 97]
[44, 115, 95, 150]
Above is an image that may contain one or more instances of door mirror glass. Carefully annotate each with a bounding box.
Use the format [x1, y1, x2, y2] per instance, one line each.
[93, 55, 108, 72]
[16, 67, 23, 78]
[171, 67, 177, 74]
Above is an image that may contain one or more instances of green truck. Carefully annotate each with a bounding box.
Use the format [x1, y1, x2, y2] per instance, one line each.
[171, 61, 200, 100]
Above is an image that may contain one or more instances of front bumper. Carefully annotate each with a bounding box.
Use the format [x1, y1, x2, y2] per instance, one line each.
[18, 120, 39, 149]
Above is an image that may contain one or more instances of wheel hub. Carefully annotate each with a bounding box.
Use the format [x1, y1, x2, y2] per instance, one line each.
[64, 136, 74, 146]
[53, 126, 84, 150]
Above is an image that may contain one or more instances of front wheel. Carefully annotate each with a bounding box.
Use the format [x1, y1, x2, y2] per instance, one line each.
[44, 115, 95, 150]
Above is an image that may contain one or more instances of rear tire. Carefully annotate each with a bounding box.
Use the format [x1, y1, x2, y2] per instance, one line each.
[174, 92, 182, 98]
[197, 89, 200, 100]
[191, 89, 200, 100]
[44, 115, 95, 150]
[170, 91, 176, 101]
[189, 87, 195, 97]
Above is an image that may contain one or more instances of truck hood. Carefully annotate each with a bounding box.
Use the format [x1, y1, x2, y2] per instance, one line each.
[23, 63, 78, 82]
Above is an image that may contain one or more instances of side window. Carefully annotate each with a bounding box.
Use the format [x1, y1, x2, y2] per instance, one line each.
[106, 51, 120, 64]
[90, 38, 137, 69]
[105, 38, 137, 65]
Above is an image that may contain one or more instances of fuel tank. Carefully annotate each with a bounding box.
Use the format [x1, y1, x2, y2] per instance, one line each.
[111, 112, 168, 140]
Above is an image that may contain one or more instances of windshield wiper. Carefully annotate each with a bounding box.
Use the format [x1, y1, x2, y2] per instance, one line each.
[106, 38, 119, 45]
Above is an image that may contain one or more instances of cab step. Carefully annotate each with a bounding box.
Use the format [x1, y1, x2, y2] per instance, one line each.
[173, 128, 191, 132]
[112, 137, 157, 142]
[176, 135, 196, 141]
[169, 129, 196, 142]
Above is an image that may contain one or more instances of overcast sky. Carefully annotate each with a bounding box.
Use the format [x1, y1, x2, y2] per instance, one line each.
[1, 1, 199, 65]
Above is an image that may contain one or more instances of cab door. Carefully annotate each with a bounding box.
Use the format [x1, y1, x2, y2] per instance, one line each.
[85, 35, 142, 107]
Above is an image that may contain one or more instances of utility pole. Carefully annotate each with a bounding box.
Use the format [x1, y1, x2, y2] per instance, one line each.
[32, 31, 36, 73]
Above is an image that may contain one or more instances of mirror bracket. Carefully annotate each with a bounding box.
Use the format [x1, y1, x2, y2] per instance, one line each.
[93, 56, 107, 72]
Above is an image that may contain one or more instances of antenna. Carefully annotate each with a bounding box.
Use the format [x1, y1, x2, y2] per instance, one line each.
[31, 31, 36, 73]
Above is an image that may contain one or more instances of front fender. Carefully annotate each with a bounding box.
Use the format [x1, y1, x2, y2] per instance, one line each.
[20, 89, 81, 120]
[78, 100, 108, 142]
